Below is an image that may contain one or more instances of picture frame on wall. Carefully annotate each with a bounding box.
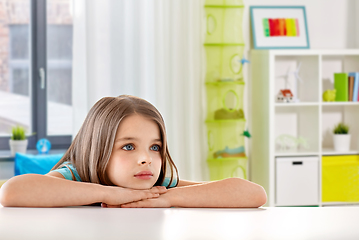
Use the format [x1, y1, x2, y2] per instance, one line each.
[250, 6, 310, 49]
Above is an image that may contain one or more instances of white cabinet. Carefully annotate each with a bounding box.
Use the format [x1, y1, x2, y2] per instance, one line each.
[250, 49, 359, 207]
[276, 156, 319, 206]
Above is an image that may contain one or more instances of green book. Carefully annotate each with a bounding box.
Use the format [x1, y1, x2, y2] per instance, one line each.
[334, 73, 348, 101]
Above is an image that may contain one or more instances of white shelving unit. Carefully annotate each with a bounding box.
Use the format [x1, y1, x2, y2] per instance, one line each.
[249, 49, 359, 207]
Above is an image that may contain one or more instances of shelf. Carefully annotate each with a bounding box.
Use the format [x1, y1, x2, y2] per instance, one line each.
[251, 49, 359, 207]
[321, 148, 359, 156]
[321, 102, 359, 106]
[275, 102, 359, 106]
[322, 105, 359, 152]
[275, 102, 318, 107]
[321, 202, 359, 206]
[275, 149, 319, 157]
[252, 49, 359, 56]
[274, 55, 319, 103]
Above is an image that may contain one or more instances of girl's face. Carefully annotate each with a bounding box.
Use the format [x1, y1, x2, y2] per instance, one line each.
[106, 114, 162, 190]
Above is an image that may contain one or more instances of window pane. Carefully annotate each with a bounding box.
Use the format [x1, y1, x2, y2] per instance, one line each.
[46, 0, 73, 136]
[0, 0, 31, 136]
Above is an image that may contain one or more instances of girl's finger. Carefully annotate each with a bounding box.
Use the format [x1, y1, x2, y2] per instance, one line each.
[107, 204, 121, 208]
[151, 186, 167, 193]
[121, 202, 136, 208]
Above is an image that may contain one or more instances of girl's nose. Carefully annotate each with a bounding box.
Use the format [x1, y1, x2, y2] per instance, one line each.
[138, 152, 152, 165]
[140, 159, 151, 165]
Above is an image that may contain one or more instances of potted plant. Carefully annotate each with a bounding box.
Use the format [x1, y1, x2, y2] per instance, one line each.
[333, 123, 350, 151]
[9, 126, 28, 156]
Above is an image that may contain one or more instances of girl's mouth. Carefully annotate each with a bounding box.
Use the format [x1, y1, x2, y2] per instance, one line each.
[134, 171, 153, 180]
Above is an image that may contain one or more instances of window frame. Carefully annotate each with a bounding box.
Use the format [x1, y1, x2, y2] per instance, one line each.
[0, 0, 72, 151]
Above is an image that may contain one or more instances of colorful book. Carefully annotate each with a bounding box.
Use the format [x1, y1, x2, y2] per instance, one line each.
[348, 75, 354, 102]
[348, 72, 359, 102]
[334, 73, 348, 101]
[354, 72, 359, 102]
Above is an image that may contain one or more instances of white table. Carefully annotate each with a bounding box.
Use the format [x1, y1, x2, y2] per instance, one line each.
[0, 206, 358, 240]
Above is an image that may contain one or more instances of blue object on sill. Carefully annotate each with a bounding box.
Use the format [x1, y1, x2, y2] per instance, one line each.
[14, 153, 64, 176]
[36, 138, 51, 154]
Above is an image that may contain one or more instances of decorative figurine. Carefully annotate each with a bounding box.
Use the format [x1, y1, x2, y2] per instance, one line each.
[276, 89, 294, 103]
[241, 129, 251, 138]
[276, 134, 309, 151]
[277, 62, 303, 102]
[36, 138, 51, 154]
[239, 56, 250, 65]
[323, 89, 336, 102]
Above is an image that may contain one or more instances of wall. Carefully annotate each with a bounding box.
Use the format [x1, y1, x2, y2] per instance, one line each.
[243, 0, 355, 50]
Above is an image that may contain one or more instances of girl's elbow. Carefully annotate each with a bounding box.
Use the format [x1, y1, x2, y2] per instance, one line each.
[255, 186, 267, 207]
[0, 183, 14, 207]
[0, 193, 12, 207]
[0, 178, 22, 207]
[229, 178, 267, 207]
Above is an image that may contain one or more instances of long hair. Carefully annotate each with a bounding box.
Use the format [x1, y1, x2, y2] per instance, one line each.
[51, 95, 178, 188]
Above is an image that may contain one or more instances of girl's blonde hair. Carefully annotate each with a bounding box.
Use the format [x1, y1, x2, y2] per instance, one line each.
[52, 95, 178, 188]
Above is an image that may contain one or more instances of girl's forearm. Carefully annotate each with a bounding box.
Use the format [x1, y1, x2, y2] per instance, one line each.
[0, 174, 106, 207]
[167, 178, 267, 208]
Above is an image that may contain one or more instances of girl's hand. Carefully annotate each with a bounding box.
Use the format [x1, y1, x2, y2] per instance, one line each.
[102, 192, 172, 208]
[101, 185, 167, 206]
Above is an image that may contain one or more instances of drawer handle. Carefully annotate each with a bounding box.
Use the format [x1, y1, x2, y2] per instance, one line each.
[292, 161, 303, 165]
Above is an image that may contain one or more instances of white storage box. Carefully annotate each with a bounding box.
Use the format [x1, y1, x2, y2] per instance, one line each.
[276, 156, 319, 206]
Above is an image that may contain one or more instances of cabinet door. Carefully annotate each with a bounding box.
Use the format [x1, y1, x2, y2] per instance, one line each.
[322, 155, 359, 202]
[276, 156, 319, 206]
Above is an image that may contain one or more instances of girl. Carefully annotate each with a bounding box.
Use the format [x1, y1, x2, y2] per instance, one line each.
[0, 95, 266, 208]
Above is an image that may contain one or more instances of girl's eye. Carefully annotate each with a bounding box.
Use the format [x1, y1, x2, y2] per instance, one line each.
[122, 144, 134, 151]
[151, 145, 160, 151]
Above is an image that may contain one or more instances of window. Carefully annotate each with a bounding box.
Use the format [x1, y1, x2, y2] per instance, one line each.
[0, 0, 73, 150]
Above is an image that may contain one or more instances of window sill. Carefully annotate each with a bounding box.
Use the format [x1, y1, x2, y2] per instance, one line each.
[0, 149, 67, 161]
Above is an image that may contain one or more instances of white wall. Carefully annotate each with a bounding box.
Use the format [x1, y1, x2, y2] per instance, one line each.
[243, 0, 357, 50]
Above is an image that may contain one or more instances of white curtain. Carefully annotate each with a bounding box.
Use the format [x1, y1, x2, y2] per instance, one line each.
[72, 0, 207, 181]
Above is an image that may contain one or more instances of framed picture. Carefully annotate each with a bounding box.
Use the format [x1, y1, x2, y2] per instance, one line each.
[250, 6, 310, 49]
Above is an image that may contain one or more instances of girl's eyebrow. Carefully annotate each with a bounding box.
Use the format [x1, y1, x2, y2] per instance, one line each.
[115, 137, 162, 143]
[115, 137, 137, 143]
